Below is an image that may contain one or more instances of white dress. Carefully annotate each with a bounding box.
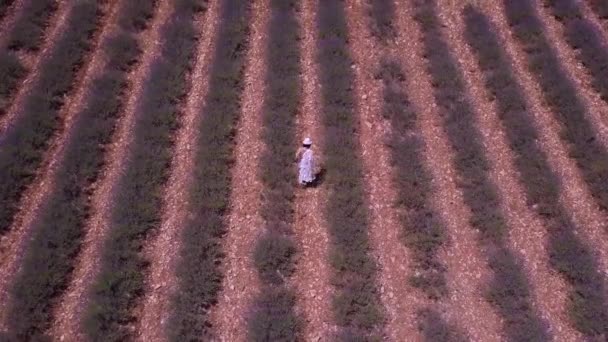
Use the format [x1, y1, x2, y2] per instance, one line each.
[298, 149, 315, 184]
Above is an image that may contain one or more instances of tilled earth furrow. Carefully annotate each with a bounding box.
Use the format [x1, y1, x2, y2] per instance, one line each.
[413, 0, 550, 339]
[0, 0, 119, 338]
[137, 1, 218, 340]
[81, 0, 205, 339]
[443, 2, 584, 339]
[49, 0, 161, 340]
[290, 0, 334, 339]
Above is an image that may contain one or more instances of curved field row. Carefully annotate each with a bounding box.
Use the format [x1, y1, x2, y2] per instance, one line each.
[350, 1, 452, 340]
[464, 5, 606, 338]
[414, 0, 550, 340]
[541, 0, 608, 108]
[81, 0, 205, 339]
[0, 0, 99, 238]
[248, 0, 301, 339]
[505, 0, 608, 226]
[0, 0, 134, 339]
[316, 0, 384, 339]
[538, 1, 608, 149]
[442, 3, 583, 340]
[49, 1, 165, 339]
[137, 0, 219, 340]
[488, 0, 608, 336]
[499, 0, 608, 336]
[0, 2, 111, 334]
[360, 0, 473, 339]
[161, 0, 252, 339]
[44, 0, 159, 340]
[2, 0, 608, 339]
[394, 2, 504, 340]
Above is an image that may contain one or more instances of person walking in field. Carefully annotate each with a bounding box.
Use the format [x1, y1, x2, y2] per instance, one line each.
[296, 137, 316, 187]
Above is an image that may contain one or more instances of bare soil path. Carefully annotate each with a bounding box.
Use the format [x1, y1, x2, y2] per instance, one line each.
[290, 0, 334, 339]
[395, 1, 503, 340]
[344, 1, 423, 339]
[49, 1, 174, 339]
[136, 1, 220, 340]
[0, 0, 119, 332]
[0, 0, 70, 133]
[438, 2, 583, 339]
[212, 1, 267, 340]
[485, 0, 608, 288]
[535, 1, 608, 148]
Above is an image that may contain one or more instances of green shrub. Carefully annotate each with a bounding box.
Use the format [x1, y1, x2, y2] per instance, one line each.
[253, 233, 296, 285]
[417, 308, 469, 341]
[248, 287, 298, 342]
[117, 0, 156, 31]
[367, 0, 395, 42]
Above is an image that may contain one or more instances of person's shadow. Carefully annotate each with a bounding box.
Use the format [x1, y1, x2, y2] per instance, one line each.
[309, 167, 326, 188]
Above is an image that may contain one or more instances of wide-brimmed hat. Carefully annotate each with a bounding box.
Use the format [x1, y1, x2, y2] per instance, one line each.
[303, 137, 312, 145]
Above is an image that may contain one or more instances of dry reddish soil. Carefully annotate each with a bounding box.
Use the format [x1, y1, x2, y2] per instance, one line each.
[439, 2, 583, 339]
[212, 1, 267, 340]
[49, 1, 174, 339]
[481, 0, 608, 287]
[0, 0, 119, 332]
[289, 0, 335, 340]
[395, 2, 504, 340]
[136, 2, 220, 341]
[345, 1, 425, 340]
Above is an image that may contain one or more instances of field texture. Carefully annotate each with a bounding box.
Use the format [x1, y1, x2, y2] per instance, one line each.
[0, 0, 607, 340]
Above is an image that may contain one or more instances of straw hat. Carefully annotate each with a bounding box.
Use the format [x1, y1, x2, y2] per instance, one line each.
[303, 137, 312, 146]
